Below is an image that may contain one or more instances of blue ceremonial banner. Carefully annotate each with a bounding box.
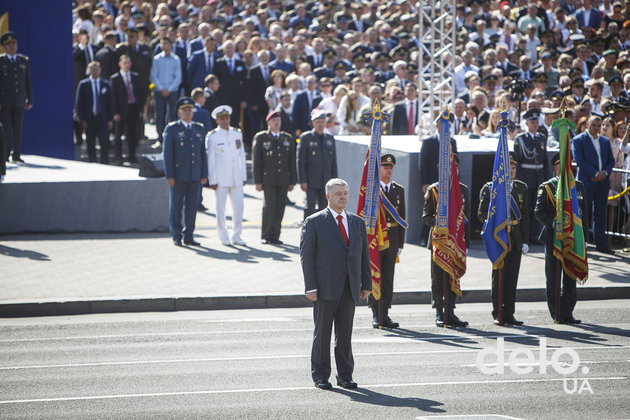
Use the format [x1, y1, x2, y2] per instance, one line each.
[481, 110, 516, 270]
[436, 110, 454, 231]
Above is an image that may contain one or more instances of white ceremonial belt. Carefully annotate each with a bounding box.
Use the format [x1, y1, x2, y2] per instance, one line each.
[521, 163, 543, 170]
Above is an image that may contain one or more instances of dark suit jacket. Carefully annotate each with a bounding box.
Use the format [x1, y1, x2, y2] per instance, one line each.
[574, 8, 602, 29]
[292, 89, 322, 132]
[245, 64, 270, 114]
[300, 209, 372, 303]
[279, 108, 296, 138]
[110, 71, 141, 118]
[418, 135, 458, 186]
[75, 77, 114, 123]
[390, 101, 418, 135]
[73, 43, 95, 91]
[214, 56, 247, 108]
[572, 132, 615, 187]
[95, 46, 118, 79]
[203, 88, 221, 120]
[297, 130, 338, 189]
[192, 104, 213, 133]
[187, 49, 219, 90]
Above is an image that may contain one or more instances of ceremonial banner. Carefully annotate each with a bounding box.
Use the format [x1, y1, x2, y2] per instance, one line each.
[431, 111, 466, 295]
[552, 116, 589, 283]
[357, 101, 390, 300]
[0, 13, 8, 55]
[481, 110, 516, 269]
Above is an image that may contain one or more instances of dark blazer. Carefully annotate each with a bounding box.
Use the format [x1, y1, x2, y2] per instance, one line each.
[95, 45, 118, 79]
[173, 39, 190, 91]
[418, 135, 458, 186]
[187, 49, 219, 90]
[300, 209, 372, 303]
[214, 56, 247, 108]
[574, 8, 601, 29]
[203, 88, 221, 120]
[192, 104, 213, 133]
[109, 71, 141, 117]
[73, 43, 95, 91]
[297, 130, 338, 189]
[75, 77, 114, 123]
[292, 89, 322, 132]
[496, 61, 521, 76]
[572, 132, 615, 186]
[245, 64, 271, 114]
[279, 108, 296, 137]
[390, 101, 418, 135]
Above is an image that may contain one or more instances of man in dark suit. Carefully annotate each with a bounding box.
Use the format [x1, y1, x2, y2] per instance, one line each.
[162, 97, 208, 246]
[300, 177, 372, 390]
[214, 40, 247, 128]
[253, 110, 297, 244]
[297, 110, 338, 219]
[572, 115, 616, 254]
[110, 54, 141, 163]
[390, 83, 418, 135]
[187, 36, 219, 90]
[75, 61, 114, 164]
[202, 74, 221, 124]
[95, 32, 119, 80]
[0, 31, 33, 164]
[244, 50, 272, 144]
[368, 154, 406, 329]
[73, 31, 95, 93]
[574, 0, 602, 29]
[115, 28, 153, 121]
[292, 75, 322, 136]
[278, 91, 296, 138]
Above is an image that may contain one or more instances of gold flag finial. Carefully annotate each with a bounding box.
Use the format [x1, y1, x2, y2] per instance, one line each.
[499, 97, 508, 113]
[560, 96, 568, 119]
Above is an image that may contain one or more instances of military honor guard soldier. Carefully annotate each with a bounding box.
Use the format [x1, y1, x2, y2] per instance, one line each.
[0, 31, 33, 163]
[252, 110, 297, 244]
[206, 105, 247, 246]
[513, 108, 550, 244]
[478, 152, 530, 326]
[368, 154, 405, 329]
[534, 152, 583, 324]
[422, 154, 470, 327]
[163, 97, 208, 246]
[297, 109, 338, 219]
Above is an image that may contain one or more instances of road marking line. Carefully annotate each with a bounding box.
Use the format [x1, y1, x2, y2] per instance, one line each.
[1, 346, 627, 370]
[0, 377, 626, 405]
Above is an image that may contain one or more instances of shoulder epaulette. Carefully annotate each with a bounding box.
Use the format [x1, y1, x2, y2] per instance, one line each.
[192, 121, 204, 127]
[167, 121, 178, 127]
[17, 54, 28, 60]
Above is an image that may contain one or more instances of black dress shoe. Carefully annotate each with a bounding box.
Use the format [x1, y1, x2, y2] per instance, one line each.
[197, 204, 208, 211]
[270, 238, 284, 244]
[371, 316, 379, 329]
[336, 376, 357, 389]
[596, 246, 615, 255]
[173, 240, 183, 246]
[184, 239, 201, 246]
[314, 379, 332, 390]
[381, 316, 399, 329]
[566, 315, 582, 324]
[447, 312, 469, 327]
[11, 155, 24, 163]
[504, 316, 524, 325]
[261, 238, 270, 244]
[435, 310, 444, 327]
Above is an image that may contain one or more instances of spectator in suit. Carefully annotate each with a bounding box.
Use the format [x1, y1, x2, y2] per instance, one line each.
[174, 22, 193, 94]
[73, 30, 96, 92]
[572, 115, 616, 254]
[151, 37, 182, 146]
[292, 75, 322, 137]
[191, 87, 213, 134]
[245, 50, 273, 136]
[574, 0, 602, 30]
[277, 91, 296, 138]
[190, 22, 211, 52]
[390, 83, 418, 135]
[75, 61, 114, 164]
[187, 36, 219, 90]
[269, 45, 293, 74]
[110, 54, 141, 163]
[202, 74, 221, 124]
[95, 32, 118, 79]
[214, 40, 247, 128]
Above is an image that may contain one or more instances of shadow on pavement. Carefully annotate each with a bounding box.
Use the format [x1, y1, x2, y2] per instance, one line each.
[380, 327, 481, 349]
[505, 324, 612, 346]
[184, 244, 293, 262]
[0, 244, 50, 261]
[333, 387, 446, 413]
[569, 323, 630, 340]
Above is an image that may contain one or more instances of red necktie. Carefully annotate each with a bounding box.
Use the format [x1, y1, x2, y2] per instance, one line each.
[337, 215, 348, 246]
[126, 73, 135, 103]
[408, 102, 414, 135]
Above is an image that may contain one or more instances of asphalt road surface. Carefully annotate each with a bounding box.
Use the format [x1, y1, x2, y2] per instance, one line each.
[1, 301, 629, 419]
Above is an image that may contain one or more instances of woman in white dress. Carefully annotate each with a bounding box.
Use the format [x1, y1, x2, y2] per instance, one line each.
[265, 70, 287, 111]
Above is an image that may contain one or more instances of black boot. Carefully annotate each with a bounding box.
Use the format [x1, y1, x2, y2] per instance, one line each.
[448, 309, 469, 327]
[371, 306, 379, 328]
[382, 309, 399, 329]
[435, 308, 444, 327]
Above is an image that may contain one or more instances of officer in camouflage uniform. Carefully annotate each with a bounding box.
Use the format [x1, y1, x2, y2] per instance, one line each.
[422, 154, 470, 327]
[253, 110, 297, 244]
[534, 152, 584, 324]
[478, 152, 530, 326]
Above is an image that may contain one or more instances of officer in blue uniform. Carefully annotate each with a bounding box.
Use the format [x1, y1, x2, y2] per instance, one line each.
[0, 31, 33, 163]
[163, 97, 208, 246]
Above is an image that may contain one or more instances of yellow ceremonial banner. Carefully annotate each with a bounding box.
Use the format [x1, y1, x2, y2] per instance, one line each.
[0, 12, 8, 54]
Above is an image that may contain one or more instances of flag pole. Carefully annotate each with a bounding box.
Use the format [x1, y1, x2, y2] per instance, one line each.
[443, 272, 449, 327]
[555, 99, 568, 324]
[498, 270, 504, 326]
[378, 300, 383, 329]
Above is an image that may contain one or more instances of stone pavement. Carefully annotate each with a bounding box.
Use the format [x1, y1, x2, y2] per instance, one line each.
[1, 182, 630, 317]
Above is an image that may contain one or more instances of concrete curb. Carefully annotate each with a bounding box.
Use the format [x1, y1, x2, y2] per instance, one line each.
[1, 286, 629, 318]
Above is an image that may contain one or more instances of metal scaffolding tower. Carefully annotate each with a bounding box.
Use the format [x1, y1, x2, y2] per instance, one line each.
[418, 0, 457, 137]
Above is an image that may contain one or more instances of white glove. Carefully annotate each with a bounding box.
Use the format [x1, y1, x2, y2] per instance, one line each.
[397, 248, 402, 256]
[522, 244, 529, 254]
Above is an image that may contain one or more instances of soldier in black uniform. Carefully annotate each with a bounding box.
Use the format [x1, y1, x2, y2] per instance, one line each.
[478, 152, 530, 326]
[253, 110, 297, 244]
[513, 108, 550, 244]
[0, 31, 33, 163]
[422, 154, 469, 327]
[297, 110, 338, 219]
[115, 28, 152, 129]
[534, 152, 583, 324]
[368, 154, 406, 329]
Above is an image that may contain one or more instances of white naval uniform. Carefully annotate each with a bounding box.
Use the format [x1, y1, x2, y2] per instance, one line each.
[205, 126, 247, 242]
